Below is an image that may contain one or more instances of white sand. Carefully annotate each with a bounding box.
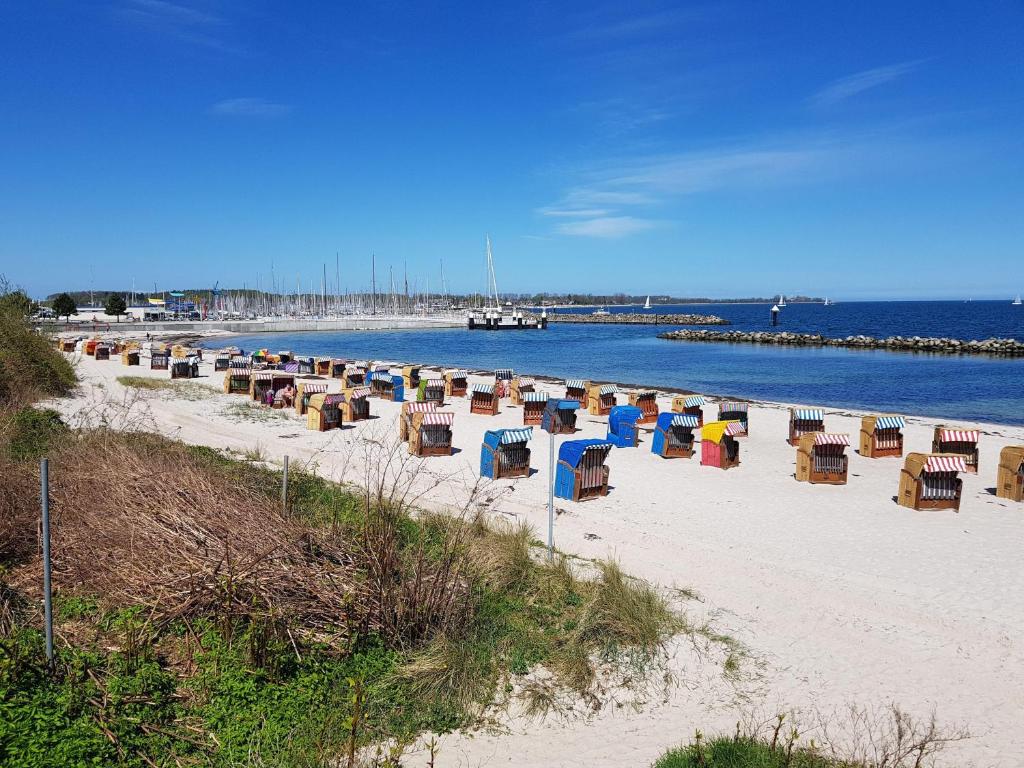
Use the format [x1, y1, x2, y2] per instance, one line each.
[52, 351, 1024, 767]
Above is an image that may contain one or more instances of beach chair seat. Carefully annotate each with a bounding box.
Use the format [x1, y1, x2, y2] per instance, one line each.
[858, 415, 905, 458]
[542, 399, 579, 434]
[652, 413, 698, 458]
[716, 402, 748, 435]
[587, 384, 617, 416]
[898, 453, 965, 511]
[700, 421, 743, 470]
[555, 440, 612, 501]
[627, 391, 659, 424]
[480, 428, 532, 478]
[796, 433, 850, 484]
[995, 446, 1024, 502]
[606, 405, 643, 447]
[932, 427, 980, 474]
[789, 408, 825, 446]
[409, 411, 454, 457]
[470, 383, 499, 415]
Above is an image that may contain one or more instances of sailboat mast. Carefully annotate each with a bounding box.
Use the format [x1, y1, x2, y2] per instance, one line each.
[486, 235, 500, 308]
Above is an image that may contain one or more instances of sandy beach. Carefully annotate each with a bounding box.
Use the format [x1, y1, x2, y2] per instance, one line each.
[51, 348, 1024, 767]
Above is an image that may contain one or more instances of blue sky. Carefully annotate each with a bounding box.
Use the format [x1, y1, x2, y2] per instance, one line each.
[1, 1, 1022, 300]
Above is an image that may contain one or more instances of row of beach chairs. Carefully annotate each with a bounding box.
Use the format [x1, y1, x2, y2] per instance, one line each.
[74, 346, 1024, 510]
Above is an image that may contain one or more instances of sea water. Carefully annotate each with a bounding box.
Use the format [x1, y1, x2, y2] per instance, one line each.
[201, 301, 1024, 425]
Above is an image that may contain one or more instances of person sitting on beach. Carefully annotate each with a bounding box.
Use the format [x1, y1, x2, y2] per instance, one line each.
[264, 389, 276, 407]
[280, 384, 296, 408]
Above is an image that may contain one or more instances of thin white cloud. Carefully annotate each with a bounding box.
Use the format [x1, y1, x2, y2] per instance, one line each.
[209, 97, 292, 117]
[538, 207, 612, 218]
[811, 60, 925, 107]
[587, 146, 829, 195]
[557, 216, 657, 238]
[115, 0, 237, 52]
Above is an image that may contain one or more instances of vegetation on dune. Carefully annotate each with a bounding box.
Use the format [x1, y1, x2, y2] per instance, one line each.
[654, 710, 967, 768]
[0, 278, 76, 407]
[0, 419, 685, 766]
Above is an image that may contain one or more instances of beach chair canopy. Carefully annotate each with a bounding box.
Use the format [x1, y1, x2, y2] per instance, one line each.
[599, 384, 617, 395]
[546, 399, 579, 413]
[565, 379, 587, 389]
[813, 433, 850, 446]
[348, 387, 370, 399]
[559, 439, 613, 468]
[495, 368, 514, 380]
[472, 383, 495, 395]
[905, 453, 966, 478]
[702, 420, 744, 442]
[792, 408, 824, 421]
[683, 395, 705, 407]
[608, 405, 643, 433]
[938, 429, 979, 443]
[425, 378, 443, 387]
[417, 412, 454, 426]
[446, 369, 468, 378]
[522, 391, 548, 402]
[924, 454, 966, 472]
[404, 402, 437, 414]
[302, 383, 328, 395]
[719, 402, 749, 412]
[280, 362, 299, 372]
[323, 394, 346, 405]
[483, 428, 533, 449]
[874, 416, 906, 430]
[657, 412, 699, 430]
[517, 377, 535, 387]
[634, 390, 656, 398]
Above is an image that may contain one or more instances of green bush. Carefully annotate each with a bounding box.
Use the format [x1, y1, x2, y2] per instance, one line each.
[0, 313, 76, 406]
[6, 408, 68, 461]
[655, 737, 842, 768]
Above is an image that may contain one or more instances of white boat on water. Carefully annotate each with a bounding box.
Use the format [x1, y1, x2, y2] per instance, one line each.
[778, 294, 787, 307]
[643, 296, 652, 309]
[593, 306, 611, 316]
[823, 297, 832, 306]
[1014, 295, 1022, 306]
[466, 236, 547, 330]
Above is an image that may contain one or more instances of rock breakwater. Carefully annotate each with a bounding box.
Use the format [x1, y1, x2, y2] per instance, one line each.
[657, 329, 1024, 356]
[542, 313, 730, 326]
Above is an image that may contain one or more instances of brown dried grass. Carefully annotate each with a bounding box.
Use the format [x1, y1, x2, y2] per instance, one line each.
[4, 428, 476, 652]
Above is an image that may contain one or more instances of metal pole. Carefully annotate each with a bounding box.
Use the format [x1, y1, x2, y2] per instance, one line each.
[547, 432, 555, 560]
[282, 455, 289, 516]
[40, 458, 54, 665]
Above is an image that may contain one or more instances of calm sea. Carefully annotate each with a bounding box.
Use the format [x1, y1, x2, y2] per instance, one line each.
[202, 301, 1024, 426]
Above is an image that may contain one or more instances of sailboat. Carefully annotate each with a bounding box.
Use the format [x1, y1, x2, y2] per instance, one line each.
[643, 295, 652, 309]
[778, 295, 787, 307]
[823, 297, 832, 306]
[466, 237, 546, 330]
[1014, 295, 1022, 306]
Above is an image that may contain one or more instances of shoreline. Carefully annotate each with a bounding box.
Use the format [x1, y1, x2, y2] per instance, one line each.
[56, 328, 1024, 428]
[196, 332, 1024, 429]
[52, 353, 1024, 767]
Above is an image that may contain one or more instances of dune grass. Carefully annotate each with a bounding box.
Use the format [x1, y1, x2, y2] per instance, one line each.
[1, 428, 688, 766]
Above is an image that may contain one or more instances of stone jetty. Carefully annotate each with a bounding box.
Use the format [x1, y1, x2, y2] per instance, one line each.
[657, 329, 1024, 356]
[540, 313, 730, 326]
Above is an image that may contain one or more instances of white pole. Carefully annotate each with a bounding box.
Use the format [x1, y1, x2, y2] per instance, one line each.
[548, 432, 555, 560]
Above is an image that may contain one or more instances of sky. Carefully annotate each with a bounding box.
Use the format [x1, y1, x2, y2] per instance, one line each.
[1, 1, 1022, 300]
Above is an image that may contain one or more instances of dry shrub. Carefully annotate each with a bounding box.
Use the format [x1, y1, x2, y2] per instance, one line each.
[4, 426, 482, 655]
[24, 430, 360, 645]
